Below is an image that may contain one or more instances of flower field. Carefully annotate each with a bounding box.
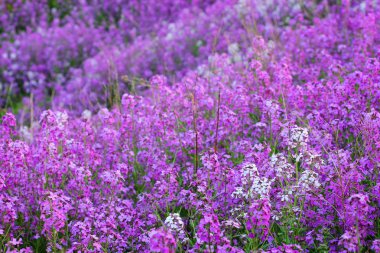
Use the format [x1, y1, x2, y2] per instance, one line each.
[0, 1, 379, 252]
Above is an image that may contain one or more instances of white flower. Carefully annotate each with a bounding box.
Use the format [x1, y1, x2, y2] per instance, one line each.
[81, 110, 92, 120]
[234, 0, 248, 15]
[164, 213, 186, 240]
[270, 153, 294, 180]
[304, 151, 324, 169]
[238, 163, 273, 200]
[20, 126, 33, 142]
[290, 126, 308, 147]
[55, 111, 68, 130]
[222, 219, 241, 229]
[232, 187, 244, 199]
[281, 126, 309, 149]
[248, 176, 272, 199]
[228, 43, 239, 54]
[240, 163, 259, 185]
[298, 170, 320, 193]
[281, 194, 289, 202]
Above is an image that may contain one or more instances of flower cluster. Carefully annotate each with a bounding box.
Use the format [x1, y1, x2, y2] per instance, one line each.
[0, 0, 380, 252]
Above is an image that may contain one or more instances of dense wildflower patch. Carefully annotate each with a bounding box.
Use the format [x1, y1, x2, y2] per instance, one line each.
[0, 0, 379, 252]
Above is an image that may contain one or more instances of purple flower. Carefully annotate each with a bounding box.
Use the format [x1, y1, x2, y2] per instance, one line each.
[149, 228, 176, 253]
